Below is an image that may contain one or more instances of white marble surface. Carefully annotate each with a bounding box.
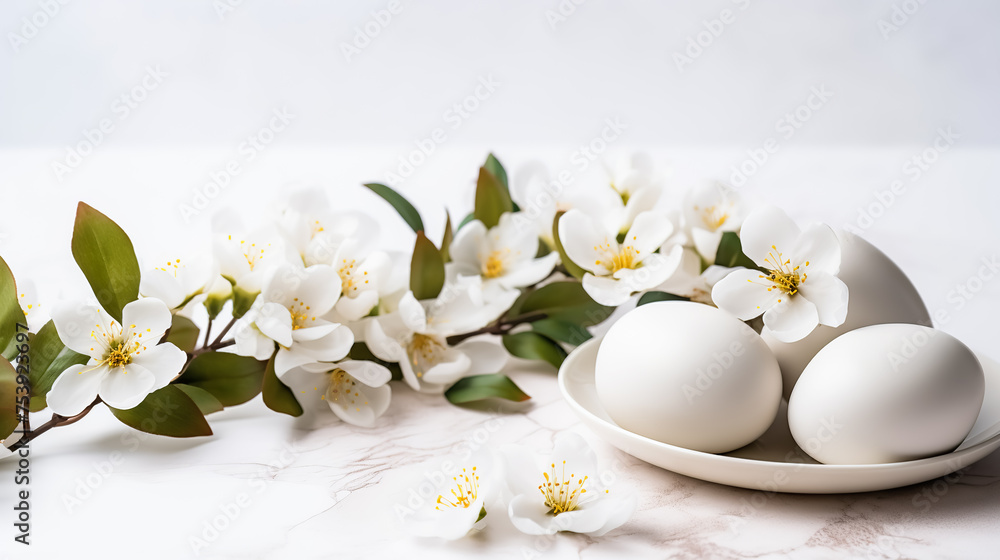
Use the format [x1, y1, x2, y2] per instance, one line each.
[1, 147, 999, 559]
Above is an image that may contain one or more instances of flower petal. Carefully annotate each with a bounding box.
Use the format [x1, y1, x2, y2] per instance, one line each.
[289, 321, 340, 343]
[99, 364, 156, 410]
[711, 268, 783, 320]
[763, 296, 820, 343]
[449, 219, 487, 269]
[275, 325, 354, 376]
[334, 289, 379, 322]
[589, 494, 638, 537]
[294, 264, 343, 315]
[256, 302, 294, 347]
[234, 321, 275, 361]
[494, 212, 541, 264]
[498, 252, 558, 289]
[799, 272, 849, 327]
[552, 432, 600, 474]
[122, 298, 172, 340]
[398, 292, 428, 333]
[622, 186, 661, 229]
[691, 227, 724, 263]
[46, 364, 105, 416]
[508, 494, 557, 535]
[547, 494, 633, 536]
[50, 302, 107, 357]
[419, 347, 472, 387]
[792, 223, 842, 275]
[624, 212, 674, 258]
[328, 377, 391, 428]
[582, 274, 632, 307]
[619, 248, 682, 291]
[739, 206, 802, 268]
[558, 210, 614, 275]
[425, 284, 513, 336]
[132, 343, 187, 391]
[280, 366, 333, 417]
[455, 339, 508, 375]
[365, 319, 406, 363]
[139, 269, 186, 309]
[339, 360, 391, 387]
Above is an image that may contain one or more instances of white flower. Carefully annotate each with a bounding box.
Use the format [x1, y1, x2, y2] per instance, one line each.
[447, 212, 558, 302]
[500, 433, 636, 536]
[278, 188, 381, 268]
[16, 279, 47, 332]
[365, 288, 510, 393]
[654, 247, 734, 305]
[328, 239, 391, 321]
[403, 451, 498, 540]
[280, 360, 391, 428]
[711, 206, 849, 343]
[558, 209, 683, 306]
[683, 181, 744, 262]
[212, 213, 286, 295]
[602, 153, 663, 232]
[47, 298, 187, 414]
[509, 162, 609, 249]
[139, 254, 215, 310]
[233, 263, 354, 376]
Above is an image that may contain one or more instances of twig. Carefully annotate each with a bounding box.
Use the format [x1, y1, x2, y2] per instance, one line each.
[210, 316, 237, 348]
[6, 398, 102, 453]
[202, 317, 214, 349]
[446, 312, 547, 345]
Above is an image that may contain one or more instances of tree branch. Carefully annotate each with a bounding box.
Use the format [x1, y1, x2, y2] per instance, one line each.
[446, 312, 547, 345]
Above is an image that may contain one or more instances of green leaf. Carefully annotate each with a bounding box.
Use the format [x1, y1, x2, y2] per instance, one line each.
[502, 332, 568, 369]
[445, 373, 531, 404]
[166, 314, 200, 353]
[109, 384, 213, 437]
[364, 183, 424, 233]
[484, 153, 509, 190]
[0, 255, 21, 352]
[441, 211, 455, 263]
[262, 354, 303, 417]
[484, 153, 519, 212]
[0, 359, 22, 439]
[553, 211, 586, 280]
[175, 384, 225, 415]
[531, 318, 592, 346]
[474, 166, 513, 228]
[410, 231, 445, 300]
[457, 212, 476, 231]
[637, 291, 690, 307]
[477, 505, 488, 523]
[519, 281, 614, 326]
[175, 352, 266, 407]
[714, 231, 760, 270]
[349, 342, 403, 382]
[28, 320, 89, 412]
[71, 202, 141, 323]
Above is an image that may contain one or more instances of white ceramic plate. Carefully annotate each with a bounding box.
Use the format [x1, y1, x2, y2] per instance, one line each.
[558, 337, 1000, 494]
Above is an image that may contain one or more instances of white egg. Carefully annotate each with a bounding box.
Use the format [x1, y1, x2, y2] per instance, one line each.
[595, 301, 782, 454]
[763, 231, 932, 400]
[788, 324, 985, 465]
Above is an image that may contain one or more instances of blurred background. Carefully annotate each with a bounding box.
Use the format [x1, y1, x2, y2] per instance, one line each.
[1, 0, 998, 344]
[3, 0, 999, 146]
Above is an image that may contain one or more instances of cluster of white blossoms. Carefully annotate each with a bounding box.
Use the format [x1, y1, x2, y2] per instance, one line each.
[403, 433, 636, 540]
[513, 154, 849, 341]
[37, 153, 848, 432]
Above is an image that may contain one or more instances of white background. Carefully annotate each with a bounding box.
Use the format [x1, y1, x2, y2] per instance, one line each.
[2, 1, 1000, 559]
